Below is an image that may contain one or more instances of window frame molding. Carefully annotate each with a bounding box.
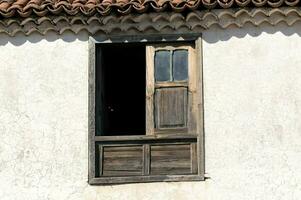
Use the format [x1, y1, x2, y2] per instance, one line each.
[88, 35, 205, 185]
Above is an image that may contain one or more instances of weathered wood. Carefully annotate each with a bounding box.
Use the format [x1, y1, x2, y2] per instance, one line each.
[98, 145, 103, 176]
[89, 39, 205, 185]
[147, 43, 198, 135]
[195, 37, 205, 179]
[88, 38, 96, 182]
[95, 137, 198, 182]
[102, 146, 143, 176]
[150, 144, 191, 175]
[146, 46, 155, 135]
[155, 87, 188, 129]
[153, 128, 188, 135]
[191, 143, 198, 174]
[143, 144, 150, 175]
[94, 134, 197, 142]
[187, 44, 198, 135]
[155, 81, 188, 88]
[89, 174, 203, 185]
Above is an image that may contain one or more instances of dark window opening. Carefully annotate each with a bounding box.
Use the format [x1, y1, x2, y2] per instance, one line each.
[96, 44, 146, 136]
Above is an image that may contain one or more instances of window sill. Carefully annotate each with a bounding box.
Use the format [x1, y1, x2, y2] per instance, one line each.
[89, 174, 205, 185]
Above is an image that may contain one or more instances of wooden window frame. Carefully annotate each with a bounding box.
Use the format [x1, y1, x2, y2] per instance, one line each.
[88, 37, 204, 185]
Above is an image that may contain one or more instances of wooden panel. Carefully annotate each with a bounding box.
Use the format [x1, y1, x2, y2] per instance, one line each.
[102, 146, 143, 176]
[150, 144, 191, 175]
[155, 87, 187, 129]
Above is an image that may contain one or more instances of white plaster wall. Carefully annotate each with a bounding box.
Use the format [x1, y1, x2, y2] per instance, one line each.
[0, 25, 301, 200]
[202, 24, 301, 200]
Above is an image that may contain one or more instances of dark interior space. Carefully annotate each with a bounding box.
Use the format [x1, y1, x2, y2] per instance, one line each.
[96, 44, 146, 136]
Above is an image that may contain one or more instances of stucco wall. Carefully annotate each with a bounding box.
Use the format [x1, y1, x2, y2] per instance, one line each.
[0, 25, 301, 200]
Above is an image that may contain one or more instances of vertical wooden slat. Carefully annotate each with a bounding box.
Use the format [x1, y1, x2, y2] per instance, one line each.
[98, 145, 103, 176]
[191, 143, 197, 174]
[196, 37, 205, 179]
[143, 144, 150, 175]
[88, 38, 96, 182]
[187, 45, 198, 135]
[146, 46, 155, 135]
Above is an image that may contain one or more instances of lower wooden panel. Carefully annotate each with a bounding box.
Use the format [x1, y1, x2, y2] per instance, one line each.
[95, 137, 199, 183]
[102, 146, 143, 176]
[150, 144, 191, 175]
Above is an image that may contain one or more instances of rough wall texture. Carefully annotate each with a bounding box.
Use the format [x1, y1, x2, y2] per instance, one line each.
[0, 25, 301, 200]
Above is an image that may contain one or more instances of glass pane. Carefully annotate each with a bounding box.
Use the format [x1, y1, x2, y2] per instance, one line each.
[173, 50, 188, 81]
[155, 50, 171, 82]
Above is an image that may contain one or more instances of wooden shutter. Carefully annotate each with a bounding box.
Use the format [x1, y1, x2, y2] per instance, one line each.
[146, 44, 197, 135]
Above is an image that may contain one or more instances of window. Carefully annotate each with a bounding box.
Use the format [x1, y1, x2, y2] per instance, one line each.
[88, 39, 204, 184]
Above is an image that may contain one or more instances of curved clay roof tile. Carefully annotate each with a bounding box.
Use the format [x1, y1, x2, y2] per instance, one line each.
[150, 1, 168, 12]
[217, 0, 234, 8]
[0, 0, 300, 18]
[201, 0, 218, 8]
[33, 8, 49, 16]
[17, 9, 32, 17]
[132, 1, 148, 13]
[235, 0, 251, 7]
[251, 0, 267, 7]
[102, 0, 113, 6]
[184, 0, 201, 10]
[267, 0, 284, 7]
[117, 4, 132, 14]
[23, 0, 45, 11]
[9, 0, 30, 11]
[284, 0, 299, 6]
[116, 0, 130, 6]
[0, 2, 11, 11]
[86, 0, 98, 8]
[55, 0, 72, 8]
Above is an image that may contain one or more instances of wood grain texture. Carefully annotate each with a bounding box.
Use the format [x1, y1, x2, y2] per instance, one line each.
[88, 38, 96, 181]
[187, 45, 198, 135]
[195, 37, 205, 178]
[102, 146, 143, 176]
[143, 144, 150, 175]
[191, 143, 198, 174]
[155, 87, 188, 129]
[150, 144, 191, 175]
[90, 175, 203, 185]
[94, 134, 197, 142]
[146, 46, 155, 135]
[95, 137, 198, 183]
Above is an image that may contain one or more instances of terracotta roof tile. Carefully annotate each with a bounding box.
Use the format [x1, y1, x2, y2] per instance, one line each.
[0, 8, 300, 36]
[0, 0, 300, 18]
